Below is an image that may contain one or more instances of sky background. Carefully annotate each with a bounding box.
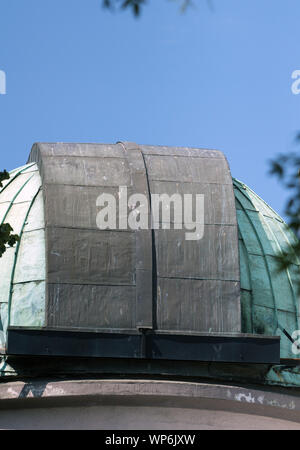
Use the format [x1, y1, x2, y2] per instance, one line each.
[0, 0, 299, 217]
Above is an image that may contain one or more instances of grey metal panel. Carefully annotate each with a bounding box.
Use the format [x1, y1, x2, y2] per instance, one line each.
[156, 278, 241, 332]
[140, 145, 224, 159]
[141, 145, 241, 333]
[149, 181, 237, 226]
[155, 227, 240, 281]
[28, 143, 139, 332]
[47, 284, 136, 329]
[44, 184, 133, 230]
[28, 142, 125, 159]
[47, 227, 136, 285]
[143, 154, 232, 184]
[35, 155, 131, 187]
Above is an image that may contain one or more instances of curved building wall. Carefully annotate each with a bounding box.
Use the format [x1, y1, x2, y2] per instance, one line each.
[0, 379, 300, 430]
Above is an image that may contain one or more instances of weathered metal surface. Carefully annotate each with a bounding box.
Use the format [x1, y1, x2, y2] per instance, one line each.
[28, 142, 124, 159]
[140, 144, 240, 333]
[14, 229, 45, 283]
[47, 228, 135, 285]
[10, 281, 45, 327]
[234, 178, 300, 359]
[0, 172, 34, 204]
[26, 142, 241, 336]
[144, 154, 230, 184]
[155, 227, 239, 280]
[28, 143, 139, 331]
[0, 164, 45, 349]
[32, 155, 131, 187]
[8, 328, 142, 359]
[0, 248, 14, 304]
[149, 181, 236, 225]
[156, 279, 240, 332]
[22, 190, 45, 232]
[47, 284, 136, 329]
[7, 328, 280, 363]
[44, 184, 133, 230]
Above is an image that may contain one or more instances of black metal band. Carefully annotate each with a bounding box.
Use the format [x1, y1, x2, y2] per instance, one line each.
[7, 328, 280, 364]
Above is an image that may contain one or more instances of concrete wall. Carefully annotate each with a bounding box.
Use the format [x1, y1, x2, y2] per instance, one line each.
[0, 379, 299, 430]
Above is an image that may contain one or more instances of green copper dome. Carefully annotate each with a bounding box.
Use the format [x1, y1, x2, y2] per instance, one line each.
[0, 157, 299, 360]
[0, 163, 45, 350]
[234, 178, 300, 359]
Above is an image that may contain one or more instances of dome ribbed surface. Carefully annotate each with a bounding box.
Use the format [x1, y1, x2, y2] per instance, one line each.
[234, 178, 300, 358]
[0, 163, 45, 349]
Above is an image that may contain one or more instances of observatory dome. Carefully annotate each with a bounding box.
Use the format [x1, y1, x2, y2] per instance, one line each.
[0, 143, 298, 361]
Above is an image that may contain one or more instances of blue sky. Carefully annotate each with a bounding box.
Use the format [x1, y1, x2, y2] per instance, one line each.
[0, 0, 299, 217]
